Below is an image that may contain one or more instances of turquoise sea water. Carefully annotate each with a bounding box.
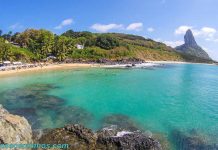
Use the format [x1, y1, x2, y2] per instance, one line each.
[0, 64, 218, 147]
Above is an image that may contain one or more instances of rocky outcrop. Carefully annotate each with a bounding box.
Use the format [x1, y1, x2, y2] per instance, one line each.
[38, 124, 97, 150]
[97, 126, 162, 150]
[0, 105, 33, 145]
[37, 124, 162, 150]
[176, 29, 212, 60]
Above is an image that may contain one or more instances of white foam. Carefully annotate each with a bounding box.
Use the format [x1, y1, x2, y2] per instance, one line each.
[102, 63, 162, 68]
[134, 63, 161, 68]
[115, 131, 133, 137]
[102, 125, 118, 131]
[102, 64, 131, 68]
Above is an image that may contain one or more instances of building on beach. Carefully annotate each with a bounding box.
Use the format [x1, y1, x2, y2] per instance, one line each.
[3, 61, 11, 66]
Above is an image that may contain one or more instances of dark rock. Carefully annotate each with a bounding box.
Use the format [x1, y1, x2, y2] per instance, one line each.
[38, 124, 162, 150]
[184, 29, 198, 47]
[176, 29, 212, 60]
[0, 139, 4, 144]
[101, 114, 140, 131]
[97, 131, 162, 150]
[39, 124, 97, 150]
[172, 129, 218, 150]
[96, 58, 144, 65]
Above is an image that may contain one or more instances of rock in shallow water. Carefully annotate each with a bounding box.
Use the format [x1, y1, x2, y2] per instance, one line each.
[0, 83, 69, 129]
[0, 83, 64, 110]
[37, 124, 162, 150]
[0, 105, 33, 146]
[55, 106, 93, 127]
[101, 114, 140, 131]
[172, 129, 218, 150]
[97, 126, 162, 150]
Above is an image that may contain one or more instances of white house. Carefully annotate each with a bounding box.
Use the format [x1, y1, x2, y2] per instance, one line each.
[76, 44, 84, 50]
[3, 61, 11, 66]
[13, 62, 22, 65]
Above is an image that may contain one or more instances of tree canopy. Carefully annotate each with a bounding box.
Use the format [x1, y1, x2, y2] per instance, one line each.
[96, 34, 119, 50]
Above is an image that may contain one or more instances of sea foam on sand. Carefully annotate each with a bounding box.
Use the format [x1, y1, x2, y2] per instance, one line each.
[102, 63, 162, 68]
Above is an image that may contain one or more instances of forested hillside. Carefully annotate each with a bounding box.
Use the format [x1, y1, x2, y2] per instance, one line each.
[0, 29, 213, 63]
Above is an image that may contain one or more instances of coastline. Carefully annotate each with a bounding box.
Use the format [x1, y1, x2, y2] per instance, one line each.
[147, 60, 218, 66]
[0, 61, 217, 77]
[0, 63, 100, 77]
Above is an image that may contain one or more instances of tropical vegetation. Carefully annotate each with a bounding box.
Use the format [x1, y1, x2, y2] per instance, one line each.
[0, 29, 213, 63]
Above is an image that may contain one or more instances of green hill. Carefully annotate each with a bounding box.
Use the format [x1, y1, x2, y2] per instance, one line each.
[0, 29, 214, 63]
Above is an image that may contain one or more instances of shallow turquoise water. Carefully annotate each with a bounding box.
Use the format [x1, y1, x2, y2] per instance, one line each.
[0, 64, 218, 146]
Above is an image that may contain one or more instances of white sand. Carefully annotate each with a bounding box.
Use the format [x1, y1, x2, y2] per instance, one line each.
[0, 61, 216, 77]
[0, 63, 100, 77]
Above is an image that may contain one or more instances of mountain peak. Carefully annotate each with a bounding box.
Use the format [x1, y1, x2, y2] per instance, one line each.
[184, 29, 197, 47]
[175, 29, 212, 60]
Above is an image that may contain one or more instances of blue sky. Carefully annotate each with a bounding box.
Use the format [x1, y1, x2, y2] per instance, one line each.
[1, 0, 218, 60]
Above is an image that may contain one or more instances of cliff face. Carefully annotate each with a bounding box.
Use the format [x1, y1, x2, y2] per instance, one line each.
[176, 29, 212, 60]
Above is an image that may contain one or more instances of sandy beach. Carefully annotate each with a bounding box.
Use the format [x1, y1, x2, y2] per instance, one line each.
[0, 61, 216, 77]
[0, 63, 100, 77]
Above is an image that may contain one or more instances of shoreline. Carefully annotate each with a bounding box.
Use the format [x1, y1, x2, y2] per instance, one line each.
[0, 61, 217, 77]
[146, 60, 217, 66]
[0, 63, 100, 77]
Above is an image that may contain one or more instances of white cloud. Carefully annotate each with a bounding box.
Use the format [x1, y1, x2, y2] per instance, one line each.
[54, 18, 73, 29]
[175, 26, 218, 43]
[175, 26, 217, 37]
[200, 27, 216, 38]
[91, 23, 123, 32]
[147, 27, 155, 32]
[155, 38, 183, 48]
[90, 22, 145, 32]
[163, 40, 184, 48]
[9, 23, 23, 30]
[126, 22, 143, 31]
[175, 25, 193, 35]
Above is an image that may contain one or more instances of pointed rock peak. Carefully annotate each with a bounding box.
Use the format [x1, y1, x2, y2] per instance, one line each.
[184, 29, 197, 47]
